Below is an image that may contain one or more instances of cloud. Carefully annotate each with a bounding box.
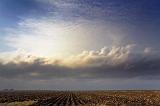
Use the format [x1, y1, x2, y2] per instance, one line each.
[2, 16, 159, 81]
[36, 0, 110, 20]
[4, 17, 125, 58]
[1, 1, 160, 88]
[0, 45, 160, 81]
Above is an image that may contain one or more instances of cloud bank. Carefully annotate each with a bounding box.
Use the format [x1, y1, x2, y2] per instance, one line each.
[0, 45, 160, 81]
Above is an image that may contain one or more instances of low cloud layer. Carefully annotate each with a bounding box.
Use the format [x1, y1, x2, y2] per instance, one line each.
[0, 45, 160, 81]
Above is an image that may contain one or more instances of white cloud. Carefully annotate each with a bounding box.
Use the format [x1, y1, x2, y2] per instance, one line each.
[63, 45, 133, 67]
[4, 17, 125, 58]
[0, 44, 151, 69]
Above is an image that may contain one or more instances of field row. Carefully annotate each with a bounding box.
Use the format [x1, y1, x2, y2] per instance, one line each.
[1, 91, 160, 106]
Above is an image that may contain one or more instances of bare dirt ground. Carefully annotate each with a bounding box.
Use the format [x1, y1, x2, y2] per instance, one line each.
[0, 90, 160, 106]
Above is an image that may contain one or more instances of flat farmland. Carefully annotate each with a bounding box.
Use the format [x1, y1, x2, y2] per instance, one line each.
[0, 90, 160, 106]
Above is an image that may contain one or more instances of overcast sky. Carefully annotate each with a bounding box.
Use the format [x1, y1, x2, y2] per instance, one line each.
[0, 0, 160, 90]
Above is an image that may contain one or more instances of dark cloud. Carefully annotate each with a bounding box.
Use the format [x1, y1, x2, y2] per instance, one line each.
[0, 47, 160, 80]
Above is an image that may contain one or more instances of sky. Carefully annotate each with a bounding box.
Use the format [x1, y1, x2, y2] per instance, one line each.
[0, 0, 160, 90]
